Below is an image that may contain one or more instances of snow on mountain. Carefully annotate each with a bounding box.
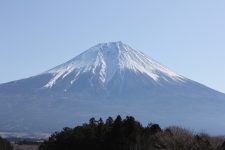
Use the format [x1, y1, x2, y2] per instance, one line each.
[43, 41, 185, 89]
[0, 41, 225, 137]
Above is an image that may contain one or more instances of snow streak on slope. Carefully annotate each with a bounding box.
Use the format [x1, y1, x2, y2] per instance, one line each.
[44, 41, 185, 88]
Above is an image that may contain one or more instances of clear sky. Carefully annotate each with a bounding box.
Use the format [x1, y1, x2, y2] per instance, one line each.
[0, 0, 225, 93]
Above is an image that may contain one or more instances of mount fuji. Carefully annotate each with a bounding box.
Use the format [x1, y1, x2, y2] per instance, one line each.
[0, 41, 225, 137]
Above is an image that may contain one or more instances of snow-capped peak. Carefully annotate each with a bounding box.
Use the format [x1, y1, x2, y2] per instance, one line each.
[44, 41, 185, 88]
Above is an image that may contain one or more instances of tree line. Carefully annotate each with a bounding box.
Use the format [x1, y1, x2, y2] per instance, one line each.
[39, 115, 225, 150]
[0, 136, 13, 150]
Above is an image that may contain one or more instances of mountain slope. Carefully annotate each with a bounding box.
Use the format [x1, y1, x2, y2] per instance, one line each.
[0, 41, 225, 136]
[44, 42, 185, 88]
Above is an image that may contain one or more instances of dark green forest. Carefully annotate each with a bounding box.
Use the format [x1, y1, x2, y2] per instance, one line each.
[39, 116, 225, 150]
[0, 136, 12, 150]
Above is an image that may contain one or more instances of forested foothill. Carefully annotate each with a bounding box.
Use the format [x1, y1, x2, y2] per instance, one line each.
[39, 116, 225, 150]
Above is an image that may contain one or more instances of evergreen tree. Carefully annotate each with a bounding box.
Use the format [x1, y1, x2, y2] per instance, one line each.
[39, 116, 225, 150]
[0, 136, 13, 150]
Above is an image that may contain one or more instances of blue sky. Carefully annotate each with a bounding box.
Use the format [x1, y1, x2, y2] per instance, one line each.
[0, 0, 225, 93]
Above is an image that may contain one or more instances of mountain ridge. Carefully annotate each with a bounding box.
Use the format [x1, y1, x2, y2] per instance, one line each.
[0, 41, 225, 136]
